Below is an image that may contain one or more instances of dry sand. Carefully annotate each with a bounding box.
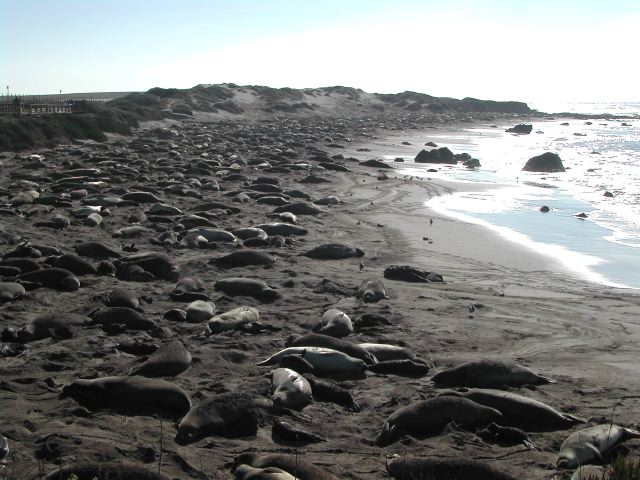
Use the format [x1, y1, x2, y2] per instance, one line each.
[1, 118, 640, 480]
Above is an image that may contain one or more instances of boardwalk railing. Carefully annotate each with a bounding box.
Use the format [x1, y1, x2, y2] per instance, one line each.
[0, 94, 113, 115]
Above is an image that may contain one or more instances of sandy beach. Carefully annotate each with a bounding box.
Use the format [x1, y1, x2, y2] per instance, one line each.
[1, 117, 640, 480]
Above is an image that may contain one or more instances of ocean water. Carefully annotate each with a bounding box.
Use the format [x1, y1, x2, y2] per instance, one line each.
[389, 103, 640, 289]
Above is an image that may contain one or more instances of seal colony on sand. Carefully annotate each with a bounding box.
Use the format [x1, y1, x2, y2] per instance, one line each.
[1, 103, 639, 480]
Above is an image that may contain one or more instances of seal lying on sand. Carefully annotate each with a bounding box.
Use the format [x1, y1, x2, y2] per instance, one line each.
[286, 333, 377, 365]
[75, 241, 121, 259]
[43, 462, 173, 480]
[175, 392, 276, 444]
[358, 343, 425, 364]
[18, 313, 90, 342]
[17, 268, 80, 291]
[442, 389, 584, 429]
[235, 464, 296, 480]
[90, 307, 158, 331]
[234, 453, 339, 480]
[215, 278, 279, 303]
[313, 309, 353, 337]
[0, 282, 25, 303]
[304, 244, 364, 260]
[376, 396, 502, 446]
[114, 252, 179, 281]
[356, 278, 387, 303]
[270, 368, 312, 409]
[206, 306, 260, 334]
[62, 375, 191, 418]
[211, 250, 276, 268]
[257, 347, 366, 377]
[432, 360, 554, 388]
[271, 420, 326, 444]
[129, 339, 191, 377]
[386, 455, 517, 480]
[557, 425, 640, 468]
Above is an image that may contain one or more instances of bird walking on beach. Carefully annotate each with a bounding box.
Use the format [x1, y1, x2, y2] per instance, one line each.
[468, 304, 475, 314]
[359, 261, 364, 272]
[0, 435, 9, 465]
[430, 218, 433, 225]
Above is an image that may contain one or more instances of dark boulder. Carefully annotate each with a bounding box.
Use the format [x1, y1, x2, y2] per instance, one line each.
[506, 124, 533, 134]
[360, 159, 393, 169]
[414, 147, 455, 164]
[522, 152, 565, 173]
[539, 206, 550, 213]
[463, 158, 481, 168]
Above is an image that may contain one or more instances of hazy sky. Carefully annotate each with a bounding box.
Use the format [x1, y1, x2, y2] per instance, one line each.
[1, 0, 638, 103]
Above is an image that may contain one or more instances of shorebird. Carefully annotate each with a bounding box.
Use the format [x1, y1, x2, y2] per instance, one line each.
[468, 304, 475, 314]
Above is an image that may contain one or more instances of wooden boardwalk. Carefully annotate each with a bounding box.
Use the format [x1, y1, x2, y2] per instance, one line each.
[0, 94, 113, 115]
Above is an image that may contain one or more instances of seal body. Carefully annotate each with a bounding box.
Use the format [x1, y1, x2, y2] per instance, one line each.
[235, 465, 296, 480]
[358, 343, 425, 364]
[18, 313, 89, 342]
[90, 307, 157, 330]
[432, 360, 553, 388]
[314, 309, 353, 337]
[557, 425, 640, 468]
[304, 244, 364, 260]
[17, 268, 80, 291]
[386, 455, 517, 480]
[270, 368, 312, 409]
[114, 252, 179, 281]
[215, 278, 279, 303]
[356, 278, 386, 303]
[287, 333, 377, 365]
[235, 453, 339, 480]
[257, 347, 366, 377]
[206, 306, 259, 334]
[129, 339, 191, 377]
[212, 250, 276, 268]
[376, 396, 502, 446]
[257, 223, 307, 236]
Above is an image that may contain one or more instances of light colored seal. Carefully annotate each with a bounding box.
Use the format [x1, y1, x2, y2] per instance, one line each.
[358, 343, 426, 364]
[186, 300, 215, 322]
[356, 278, 387, 302]
[376, 396, 502, 446]
[215, 277, 279, 303]
[557, 424, 640, 468]
[0, 282, 25, 303]
[234, 453, 339, 480]
[442, 389, 584, 428]
[270, 368, 312, 409]
[286, 333, 377, 365]
[432, 360, 554, 388]
[235, 465, 296, 480]
[211, 249, 276, 268]
[206, 306, 259, 334]
[256, 347, 366, 377]
[314, 308, 353, 338]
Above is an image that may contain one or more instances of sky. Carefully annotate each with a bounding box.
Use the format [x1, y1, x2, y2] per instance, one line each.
[1, 0, 638, 104]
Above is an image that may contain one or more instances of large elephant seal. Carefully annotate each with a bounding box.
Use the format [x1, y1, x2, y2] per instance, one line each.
[257, 347, 366, 377]
[286, 333, 377, 365]
[442, 389, 584, 429]
[206, 306, 260, 334]
[235, 464, 296, 480]
[215, 278, 279, 303]
[313, 309, 353, 337]
[175, 393, 275, 444]
[90, 307, 158, 331]
[61, 376, 191, 418]
[368, 359, 429, 376]
[0, 282, 25, 303]
[305, 374, 360, 412]
[257, 223, 307, 236]
[273, 201, 322, 216]
[303, 244, 364, 260]
[170, 276, 208, 301]
[129, 339, 191, 377]
[358, 343, 426, 364]
[43, 254, 97, 275]
[105, 287, 142, 310]
[43, 462, 173, 480]
[114, 252, 179, 281]
[356, 278, 387, 303]
[432, 360, 554, 388]
[376, 396, 502, 446]
[18, 313, 90, 342]
[186, 300, 215, 323]
[211, 249, 276, 268]
[17, 268, 80, 291]
[75, 241, 121, 259]
[234, 452, 339, 480]
[557, 425, 640, 468]
[386, 455, 517, 480]
[271, 368, 312, 409]
[271, 420, 326, 444]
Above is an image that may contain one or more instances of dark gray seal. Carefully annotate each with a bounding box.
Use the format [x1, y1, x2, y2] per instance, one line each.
[43, 462, 173, 480]
[286, 333, 377, 365]
[114, 252, 179, 281]
[170, 276, 208, 301]
[356, 278, 386, 302]
[383, 265, 443, 283]
[17, 268, 80, 291]
[211, 250, 276, 268]
[129, 339, 191, 377]
[61, 375, 191, 418]
[75, 241, 121, 259]
[376, 396, 502, 446]
[272, 420, 326, 444]
[18, 313, 90, 342]
[257, 223, 308, 236]
[44, 254, 97, 276]
[368, 359, 429, 376]
[386, 455, 517, 480]
[303, 244, 364, 260]
[90, 307, 158, 331]
[431, 360, 554, 388]
[105, 287, 143, 310]
[306, 374, 360, 412]
[273, 201, 322, 216]
[215, 277, 279, 303]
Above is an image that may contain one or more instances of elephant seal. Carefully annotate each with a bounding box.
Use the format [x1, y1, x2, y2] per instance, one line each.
[186, 300, 215, 322]
[43, 462, 173, 480]
[180, 228, 237, 247]
[432, 360, 554, 388]
[272, 420, 326, 444]
[175, 392, 275, 444]
[62, 375, 191, 418]
[273, 201, 322, 216]
[235, 464, 296, 480]
[557, 425, 640, 468]
[306, 374, 360, 412]
[114, 252, 179, 281]
[386, 455, 517, 480]
[257, 223, 307, 236]
[313, 308, 353, 337]
[234, 453, 339, 480]
[75, 241, 121, 259]
[356, 278, 387, 303]
[383, 265, 443, 283]
[129, 339, 191, 377]
[257, 347, 366, 377]
[105, 287, 142, 310]
[113, 225, 149, 238]
[271, 368, 312, 409]
[0, 257, 42, 273]
[368, 359, 429, 376]
[286, 333, 377, 365]
[215, 278, 279, 303]
[358, 343, 426, 364]
[116, 339, 158, 356]
[0, 282, 25, 303]
[206, 306, 259, 334]
[44, 254, 97, 275]
[122, 191, 162, 203]
[304, 243, 364, 260]
[442, 389, 584, 429]
[570, 466, 608, 480]
[211, 250, 276, 268]
[279, 355, 316, 375]
[18, 313, 90, 342]
[376, 396, 502, 446]
[170, 276, 208, 301]
[90, 307, 158, 331]
[478, 422, 537, 449]
[232, 227, 268, 241]
[17, 268, 80, 291]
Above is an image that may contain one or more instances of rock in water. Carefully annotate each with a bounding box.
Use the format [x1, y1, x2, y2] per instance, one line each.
[506, 124, 533, 134]
[414, 147, 456, 164]
[522, 152, 565, 172]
